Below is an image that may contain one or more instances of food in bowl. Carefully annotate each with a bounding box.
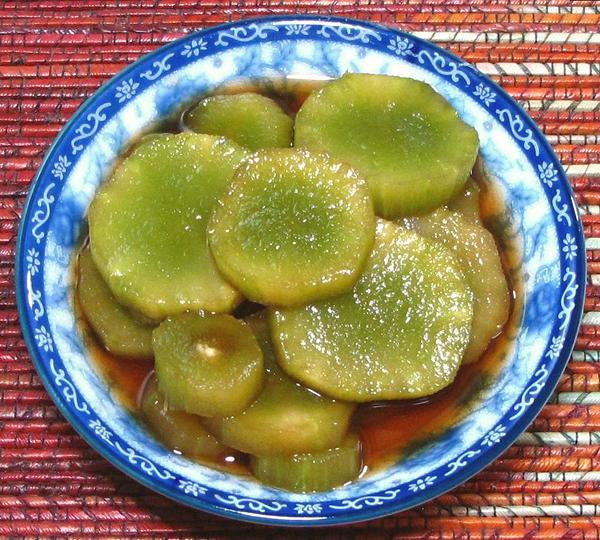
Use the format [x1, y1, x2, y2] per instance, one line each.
[75, 73, 513, 493]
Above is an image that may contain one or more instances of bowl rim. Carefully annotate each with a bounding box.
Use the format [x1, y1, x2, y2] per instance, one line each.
[15, 14, 587, 527]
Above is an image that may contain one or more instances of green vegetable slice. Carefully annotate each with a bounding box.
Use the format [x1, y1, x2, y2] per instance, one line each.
[251, 434, 362, 493]
[295, 73, 479, 218]
[186, 93, 293, 150]
[448, 177, 481, 223]
[89, 132, 248, 319]
[204, 313, 355, 456]
[77, 247, 154, 359]
[412, 209, 509, 363]
[141, 375, 227, 459]
[271, 219, 474, 401]
[153, 313, 264, 417]
[208, 148, 375, 306]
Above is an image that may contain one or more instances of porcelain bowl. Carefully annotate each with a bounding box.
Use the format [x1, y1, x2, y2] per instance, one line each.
[16, 16, 586, 526]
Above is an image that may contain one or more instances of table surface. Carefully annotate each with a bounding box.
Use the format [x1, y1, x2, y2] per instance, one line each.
[2, 1, 600, 538]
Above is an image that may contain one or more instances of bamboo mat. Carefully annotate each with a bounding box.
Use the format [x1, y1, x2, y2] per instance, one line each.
[2, 1, 600, 538]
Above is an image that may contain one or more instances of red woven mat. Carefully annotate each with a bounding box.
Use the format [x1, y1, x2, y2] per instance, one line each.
[2, 1, 600, 538]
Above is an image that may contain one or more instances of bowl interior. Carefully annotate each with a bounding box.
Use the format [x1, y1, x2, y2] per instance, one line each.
[17, 17, 585, 525]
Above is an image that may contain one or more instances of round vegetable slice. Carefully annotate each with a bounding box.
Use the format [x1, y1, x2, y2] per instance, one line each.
[141, 375, 227, 459]
[448, 177, 481, 223]
[77, 247, 154, 359]
[271, 219, 474, 402]
[153, 313, 264, 417]
[204, 313, 355, 456]
[295, 73, 479, 218]
[186, 93, 293, 150]
[88, 132, 248, 319]
[412, 209, 509, 363]
[208, 148, 375, 306]
[251, 434, 361, 493]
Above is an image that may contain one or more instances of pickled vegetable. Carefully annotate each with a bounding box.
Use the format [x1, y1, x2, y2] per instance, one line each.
[251, 434, 361, 492]
[295, 73, 479, 218]
[77, 247, 154, 359]
[187, 93, 293, 150]
[153, 313, 264, 417]
[204, 313, 355, 456]
[448, 177, 481, 223]
[412, 209, 509, 363]
[208, 149, 375, 306]
[141, 375, 227, 459]
[88, 133, 248, 319]
[271, 219, 474, 401]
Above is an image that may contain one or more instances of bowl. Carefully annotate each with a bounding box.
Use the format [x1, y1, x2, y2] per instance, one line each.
[16, 15, 586, 526]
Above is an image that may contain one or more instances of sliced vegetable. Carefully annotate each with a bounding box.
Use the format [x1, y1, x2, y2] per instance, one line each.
[204, 313, 355, 456]
[412, 208, 509, 363]
[153, 312, 264, 417]
[89, 132, 248, 319]
[141, 375, 227, 459]
[251, 434, 361, 492]
[271, 219, 474, 401]
[77, 247, 154, 359]
[295, 73, 479, 218]
[186, 93, 293, 150]
[209, 148, 375, 306]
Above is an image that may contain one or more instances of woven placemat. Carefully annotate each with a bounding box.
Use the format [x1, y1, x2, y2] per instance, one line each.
[2, 1, 600, 537]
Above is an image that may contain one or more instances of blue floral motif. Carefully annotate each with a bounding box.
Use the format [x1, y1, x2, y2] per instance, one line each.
[215, 23, 279, 46]
[30, 289, 44, 321]
[178, 479, 207, 497]
[481, 424, 506, 447]
[26, 248, 40, 276]
[546, 335, 565, 360]
[562, 234, 578, 260]
[284, 24, 310, 36]
[414, 50, 470, 84]
[538, 161, 559, 187]
[473, 83, 496, 106]
[51, 155, 71, 181]
[509, 365, 550, 420]
[408, 475, 436, 492]
[34, 325, 53, 352]
[329, 490, 402, 510]
[31, 183, 56, 244]
[316, 25, 381, 43]
[496, 108, 540, 156]
[70, 102, 111, 154]
[213, 494, 286, 513]
[387, 36, 414, 57]
[444, 450, 481, 476]
[48, 358, 90, 414]
[141, 53, 175, 81]
[115, 78, 139, 103]
[181, 38, 208, 58]
[89, 418, 113, 444]
[558, 268, 578, 331]
[294, 503, 322, 515]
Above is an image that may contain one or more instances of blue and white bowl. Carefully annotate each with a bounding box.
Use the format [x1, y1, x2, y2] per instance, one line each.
[16, 16, 586, 526]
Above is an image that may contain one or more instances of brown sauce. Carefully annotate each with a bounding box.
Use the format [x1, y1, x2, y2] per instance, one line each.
[75, 78, 523, 477]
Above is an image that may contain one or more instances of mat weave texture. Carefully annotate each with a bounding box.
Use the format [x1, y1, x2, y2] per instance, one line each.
[2, 1, 600, 538]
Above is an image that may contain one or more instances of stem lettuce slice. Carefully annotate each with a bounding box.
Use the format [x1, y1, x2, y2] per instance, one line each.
[186, 93, 293, 150]
[271, 219, 474, 401]
[295, 73, 479, 218]
[89, 132, 248, 319]
[208, 148, 375, 306]
[153, 313, 264, 417]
